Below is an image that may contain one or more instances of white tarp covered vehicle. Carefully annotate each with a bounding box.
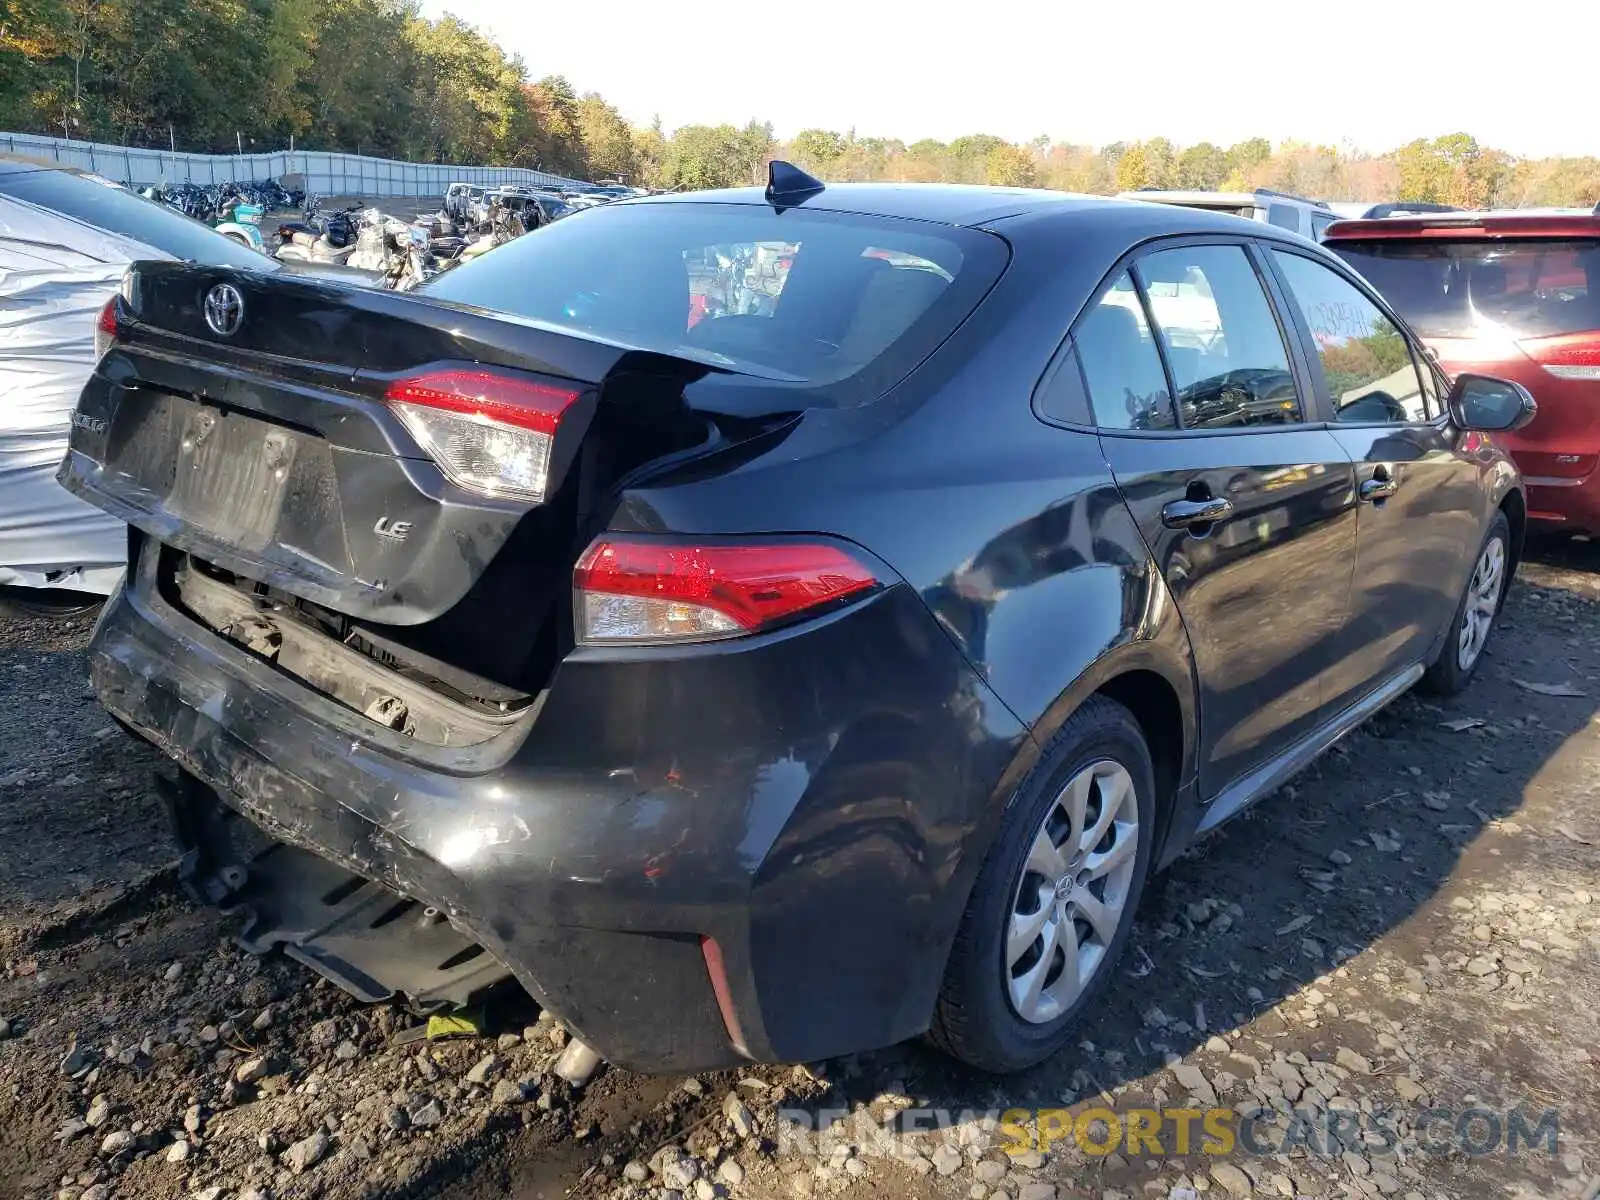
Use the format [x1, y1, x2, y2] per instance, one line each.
[0, 158, 276, 595]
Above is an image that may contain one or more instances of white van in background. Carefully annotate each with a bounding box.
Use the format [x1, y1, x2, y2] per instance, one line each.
[1118, 187, 1340, 241]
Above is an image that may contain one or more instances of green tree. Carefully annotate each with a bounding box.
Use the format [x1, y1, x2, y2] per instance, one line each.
[576, 92, 635, 180]
[405, 15, 526, 163]
[1177, 141, 1227, 189]
[734, 119, 774, 184]
[298, 0, 415, 156]
[790, 127, 845, 173]
[1142, 137, 1177, 188]
[0, 0, 70, 129]
[657, 123, 747, 190]
[947, 133, 1007, 183]
[1396, 137, 1451, 203]
[1227, 137, 1272, 173]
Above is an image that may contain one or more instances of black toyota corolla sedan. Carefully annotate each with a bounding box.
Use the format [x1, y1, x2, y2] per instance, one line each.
[62, 165, 1533, 1074]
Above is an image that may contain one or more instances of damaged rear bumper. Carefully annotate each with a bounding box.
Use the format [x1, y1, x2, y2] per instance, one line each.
[90, 543, 1028, 1072]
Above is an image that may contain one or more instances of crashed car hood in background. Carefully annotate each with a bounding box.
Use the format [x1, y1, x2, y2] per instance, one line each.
[0, 195, 167, 594]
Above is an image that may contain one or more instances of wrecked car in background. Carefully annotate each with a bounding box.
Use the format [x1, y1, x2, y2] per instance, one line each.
[61, 165, 1533, 1077]
[0, 156, 272, 597]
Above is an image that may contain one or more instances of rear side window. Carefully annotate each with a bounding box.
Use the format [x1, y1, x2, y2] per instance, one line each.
[1272, 250, 1428, 424]
[0, 169, 274, 270]
[1076, 271, 1177, 430]
[1139, 244, 1303, 428]
[1329, 237, 1600, 340]
[421, 201, 1006, 406]
[1266, 205, 1302, 232]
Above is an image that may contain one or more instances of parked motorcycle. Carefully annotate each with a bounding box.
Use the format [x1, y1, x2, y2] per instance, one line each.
[212, 195, 266, 252]
[273, 198, 362, 265]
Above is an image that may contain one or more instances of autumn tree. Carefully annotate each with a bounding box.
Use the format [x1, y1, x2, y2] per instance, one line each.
[630, 116, 666, 187]
[984, 143, 1035, 187]
[899, 139, 948, 182]
[1115, 143, 1150, 192]
[790, 127, 845, 174]
[575, 93, 635, 181]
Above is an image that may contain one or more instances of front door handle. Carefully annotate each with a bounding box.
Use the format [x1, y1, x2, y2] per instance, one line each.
[1359, 473, 1399, 503]
[1161, 496, 1234, 530]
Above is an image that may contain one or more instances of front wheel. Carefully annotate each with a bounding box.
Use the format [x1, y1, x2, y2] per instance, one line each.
[928, 696, 1155, 1073]
[1423, 510, 1511, 695]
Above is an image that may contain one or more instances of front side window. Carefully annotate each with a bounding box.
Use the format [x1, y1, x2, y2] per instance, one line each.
[1272, 250, 1427, 424]
[1139, 244, 1303, 428]
[1075, 271, 1177, 431]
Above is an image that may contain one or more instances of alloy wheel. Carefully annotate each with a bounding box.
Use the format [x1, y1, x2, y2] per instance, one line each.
[1005, 759, 1139, 1024]
[1456, 535, 1506, 672]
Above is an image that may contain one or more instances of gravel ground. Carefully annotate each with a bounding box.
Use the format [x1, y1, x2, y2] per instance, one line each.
[0, 543, 1596, 1200]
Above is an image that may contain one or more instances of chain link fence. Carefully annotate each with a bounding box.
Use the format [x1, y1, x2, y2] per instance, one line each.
[1, 132, 588, 196]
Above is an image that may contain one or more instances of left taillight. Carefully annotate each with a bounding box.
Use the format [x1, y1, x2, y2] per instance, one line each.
[385, 367, 583, 504]
[94, 296, 119, 361]
[573, 539, 881, 645]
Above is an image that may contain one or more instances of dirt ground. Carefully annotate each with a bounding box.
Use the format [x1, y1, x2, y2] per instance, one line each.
[0, 541, 1596, 1200]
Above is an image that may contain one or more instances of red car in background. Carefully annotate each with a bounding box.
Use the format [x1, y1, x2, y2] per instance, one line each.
[1325, 207, 1600, 533]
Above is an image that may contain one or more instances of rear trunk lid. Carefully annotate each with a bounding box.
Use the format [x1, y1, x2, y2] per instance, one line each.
[61, 262, 723, 627]
[61, 262, 800, 716]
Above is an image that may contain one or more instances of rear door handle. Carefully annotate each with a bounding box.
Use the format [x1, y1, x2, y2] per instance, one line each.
[1161, 496, 1233, 530]
[1359, 475, 1399, 503]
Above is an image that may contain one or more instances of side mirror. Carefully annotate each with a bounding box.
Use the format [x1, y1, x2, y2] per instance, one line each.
[1446, 373, 1538, 433]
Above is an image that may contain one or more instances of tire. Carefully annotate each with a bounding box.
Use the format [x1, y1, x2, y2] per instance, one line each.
[928, 695, 1156, 1073]
[1422, 510, 1511, 696]
[223, 232, 250, 247]
[0, 586, 105, 619]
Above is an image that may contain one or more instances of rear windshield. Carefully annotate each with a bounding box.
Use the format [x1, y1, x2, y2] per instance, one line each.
[1331, 238, 1600, 340]
[0, 168, 276, 271]
[419, 201, 1007, 404]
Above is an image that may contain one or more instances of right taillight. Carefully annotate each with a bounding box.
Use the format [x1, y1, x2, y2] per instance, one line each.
[385, 367, 583, 503]
[94, 296, 119, 361]
[572, 538, 880, 645]
[1522, 333, 1600, 381]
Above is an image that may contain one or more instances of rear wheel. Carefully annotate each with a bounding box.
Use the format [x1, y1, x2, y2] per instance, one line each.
[1423, 511, 1510, 695]
[0, 586, 104, 619]
[928, 696, 1155, 1073]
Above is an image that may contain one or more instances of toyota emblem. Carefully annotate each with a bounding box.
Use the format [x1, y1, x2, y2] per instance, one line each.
[203, 283, 244, 336]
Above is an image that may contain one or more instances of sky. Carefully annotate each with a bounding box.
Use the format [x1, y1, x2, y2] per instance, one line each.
[418, 0, 1599, 160]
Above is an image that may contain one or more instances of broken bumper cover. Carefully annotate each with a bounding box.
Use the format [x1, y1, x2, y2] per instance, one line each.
[90, 547, 1027, 1072]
